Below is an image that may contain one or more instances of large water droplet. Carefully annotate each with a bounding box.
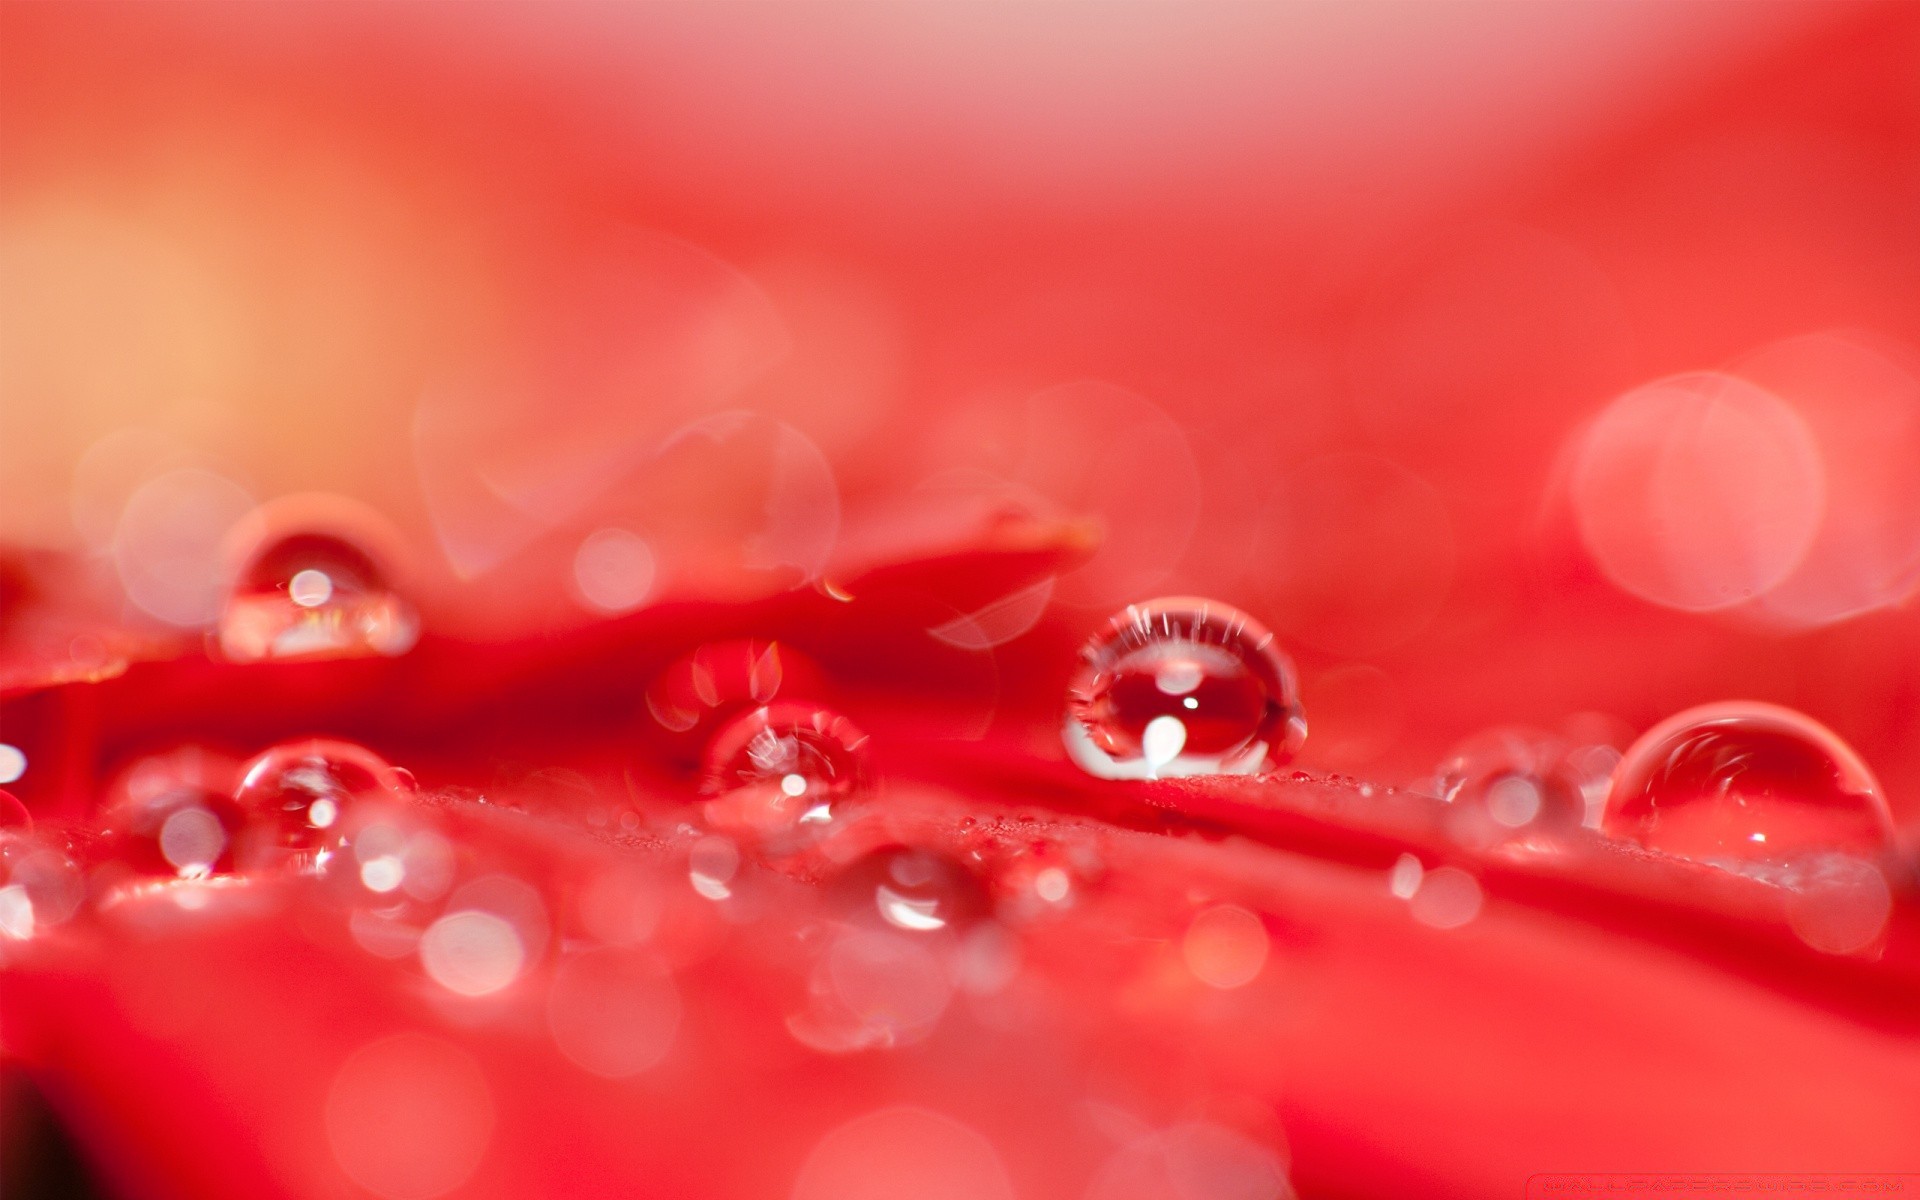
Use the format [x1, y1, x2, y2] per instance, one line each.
[1433, 727, 1595, 842]
[232, 739, 414, 869]
[700, 703, 869, 832]
[836, 847, 986, 933]
[1065, 598, 1305, 779]
[1604, 702, 1893, 863]
[216, 528, 418, 662]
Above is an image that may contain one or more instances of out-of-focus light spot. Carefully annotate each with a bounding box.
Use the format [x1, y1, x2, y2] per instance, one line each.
[1484, 775, 1543, 828]
[546, 948, 681, 1078]
[157, 806, 226, 878]
[689, 835, 740, 901]
[1785, 856, 1892, 956]
[780, 772, 809, 798]
[287, 568, 334, 608]
[791, 1106, 1015, 1200]
[1033, 866, 1072, 905]
[788, 929, 954, 1052]
[1142, 716, 1188, 770]
[1734, 332, 1920, 627]
[325, 1033, 493, 1200]
[112, 467, 256, 627]
[1086, 1120, 1291, 1200]
[1571, 372, 1824, 612]
[1388, 853, 1424, 899]
[927, 577, 1055, 650]
[1013, 382, 1201, 607]
[1256, 453, 1455, 656]
[420, 910, 526, 997]
[571, 527, 657, 615]
[1182, 904, 1269, 989]
[361, 856, 405, 894]
[576, 865, 665, 945]
[1408, 866, 1483, 930]
[0, 886, 34, 940]
[0, 744, 24, 786]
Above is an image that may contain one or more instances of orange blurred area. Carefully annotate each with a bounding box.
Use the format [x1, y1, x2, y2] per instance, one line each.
[6, 1, 1920, 799]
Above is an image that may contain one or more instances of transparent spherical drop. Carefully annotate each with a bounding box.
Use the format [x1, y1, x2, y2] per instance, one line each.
[1065, 598, 1306, 779]
[1605, 702, 1893, 863]
[232, 739, 415, 869]
[99, 749, 245, 881]
[699, 704, 869, 833]
[216, 530, 418, 662]
[0, 829, 84, 940]
[835, 847, 986, 933]
[1434, 728, 1591, 839]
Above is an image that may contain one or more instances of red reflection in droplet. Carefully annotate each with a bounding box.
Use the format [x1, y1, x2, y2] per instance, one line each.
[1605, 702, 1892, 862]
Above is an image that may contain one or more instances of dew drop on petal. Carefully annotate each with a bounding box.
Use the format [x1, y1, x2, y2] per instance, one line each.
[98, 749, 245, 881]
[700, 703, 869, 832]
[837, 847, 986, 934]
[0, 831, 84, 940]
[1065, 598, 1305, 779]
[1432, 728, 1591, 842]
[232, 739, 413, 869]
[1604, 702, 1893, 864]
[216, 524, 418, 663]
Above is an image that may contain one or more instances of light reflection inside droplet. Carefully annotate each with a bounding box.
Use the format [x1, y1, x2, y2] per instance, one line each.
[0, 744, 25, 786]
[689, 835, 740, 901]
[780, 772, 808, 798]
[157, 806, 226, 878]
[876, 885, 948, 932]
[288, 567, 334, 608]
[1142, 716, 1188, 770]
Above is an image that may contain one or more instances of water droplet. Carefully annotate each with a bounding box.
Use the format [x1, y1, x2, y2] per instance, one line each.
[1604, 702, 1893, 863]
[232, 739, 414, 869]
[0, 789, 29, 831]
[837, 847, 985, 933]
[700, 703, 869, 833]
[1065, 598, 1305, 779]
[216, 528, 418, 662]
[0, 830, 84, 940]
[98, 749, 245, 881]
[1433, 728, 1592, 841]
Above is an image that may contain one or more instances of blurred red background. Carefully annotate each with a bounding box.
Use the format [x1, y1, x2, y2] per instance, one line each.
[6, 3, 1920, 809]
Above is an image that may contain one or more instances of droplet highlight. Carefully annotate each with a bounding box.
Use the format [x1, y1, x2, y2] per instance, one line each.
[1065, 598, 1305, 779]
[700, 703, 870, 832]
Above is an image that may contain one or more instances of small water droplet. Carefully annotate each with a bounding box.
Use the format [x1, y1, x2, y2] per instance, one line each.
[1605, 702, 1893, 863]
[95, 748, 247, 882]
[216, 528, 418, 662]
[232, 739, 413, 869]
[700, 703, 869, 834]
[0, 829, 84, 939]
[1433, 728, 1593, 843]
[836, 847, 985, 933]
[1065, 598, 1305, 779]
